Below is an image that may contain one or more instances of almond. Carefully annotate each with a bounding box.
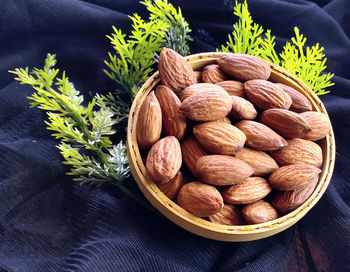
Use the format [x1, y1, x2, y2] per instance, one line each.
[234, 148, 279, 176]
[179, 85, 232, 121]
[260, 109, 311, 138]
[244, 80, 292, 110]
[194, 71, 202, 83]
[242, 200, 278, 224]
[217, 54, 271, 81]
[209, 204, 244, 225]
[269, 164, 321, 191]
[181, 136, 207, 177]
[272, 174, 319, 213]
[196, 155, 254, 186]
[235, 120, 287, 151]
[275, 83, 312, 112]
[136, 91, 162, 149]
[222, 177, 272, 204]
[158, 48, 196, 94]
[216, 80, 245, 97]
[180, 83, 214, 102]
[193, 121, 246, 155]
[156, 85, 186, 140]
[300, 111, 330, 141]
[202, 64, 228, 83]
[158, 171, 184, 200]
[146, 136, 182, 183]
[230, 96, 257, 120]
[271, 138, 323, 168]
[177, 181, 223, 217]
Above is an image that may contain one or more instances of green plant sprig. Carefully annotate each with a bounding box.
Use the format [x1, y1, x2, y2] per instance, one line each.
[220, 0, 333, 95]
[10, 54, 127, 185]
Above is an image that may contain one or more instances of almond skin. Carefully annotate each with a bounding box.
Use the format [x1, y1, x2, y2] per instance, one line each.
[235, 120, 287, 151]
[194, 71, 202, 83]
[196, 155, 254, 186]
[216, 80, 245, 97]
[269, 164, 321, 191]
[209, 204, 244, 225]
[234, 148, 279, 176]
[222, 177, 272, 204]
[158, 48, 196, 94]
[230, 96, 257, 120]
[202, 64, 228, 83]
[244, 80, 292, 110]
[146, 136, 182, 183]
[300, 111, 330, 141]
[156, 85, 186, 140]
[271, 138, 323, 168]
[275, 83, 312, 112]
[177, 181, 224, 217]
[179, 85, 232, 121]
[180, 83, 217, 102]
[242, 200, 279, 224]
[217, 54, 271, 81]
[260, 109, 311, 138]
[272, 174, 319, 213]
[217, 116, 232, 124]
[136, 91, 162, 149]
[181, 136, 207, 177]
[158, 171, 184, 200]
[193, 121, 246, 155]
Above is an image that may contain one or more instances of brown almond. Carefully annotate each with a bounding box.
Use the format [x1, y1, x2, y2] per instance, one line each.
[136, 91, 162, 149]
[181, 136, 207, 177]
[300, 111, 331, 141]
[269, 164, 321, 191]
[244, 80, 292, 110]
[209, 204, 244, 225]
[179, 85, 232, 121]
[177, 181, 224, 217]
[193, 121, 246, 155]
[230, 96, 257, 120]
[158, 48, 196, 94]
[260, 109, 311, 138]
[156, 85, 186, 140]
[217, 54, 271, 81]
[196, 155, 254, 186]
[275, 83, 312, 112]
[242, 200, 279, 224]
[158, 171, 184, 200]
[194, 71, 202, 83]
[235, 148, 279, 176]
[202, 64, 228, 83]
[216, 80, 245, 97]
[146, 136, 182, 183]
[235, 120, 287, 151]
[272, 174, 319, 213]
[222, 177, 272, 204]
[271, 138, 323, 168]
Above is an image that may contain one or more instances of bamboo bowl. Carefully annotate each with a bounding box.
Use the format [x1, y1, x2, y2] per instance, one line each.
[127, 52, 335, 242]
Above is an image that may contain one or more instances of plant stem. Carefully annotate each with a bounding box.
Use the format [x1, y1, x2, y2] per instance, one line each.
[114, 182, 160, 216]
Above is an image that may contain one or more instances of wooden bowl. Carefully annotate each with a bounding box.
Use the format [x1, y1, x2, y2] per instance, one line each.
[127, 52, 335, 242]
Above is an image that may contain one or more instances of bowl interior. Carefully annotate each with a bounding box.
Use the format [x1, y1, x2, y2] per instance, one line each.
[127, 52, 335, 242]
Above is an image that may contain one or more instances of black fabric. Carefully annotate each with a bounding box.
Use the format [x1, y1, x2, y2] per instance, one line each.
[0, 0, 349, 271]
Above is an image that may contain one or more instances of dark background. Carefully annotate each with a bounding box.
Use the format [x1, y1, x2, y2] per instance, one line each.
[0, 0, 349, 271]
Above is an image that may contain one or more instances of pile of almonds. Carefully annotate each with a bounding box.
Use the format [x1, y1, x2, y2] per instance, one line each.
[137, 48, 330, 225]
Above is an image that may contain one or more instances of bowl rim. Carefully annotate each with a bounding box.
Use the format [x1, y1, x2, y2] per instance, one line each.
[126, 52, 336, 241]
